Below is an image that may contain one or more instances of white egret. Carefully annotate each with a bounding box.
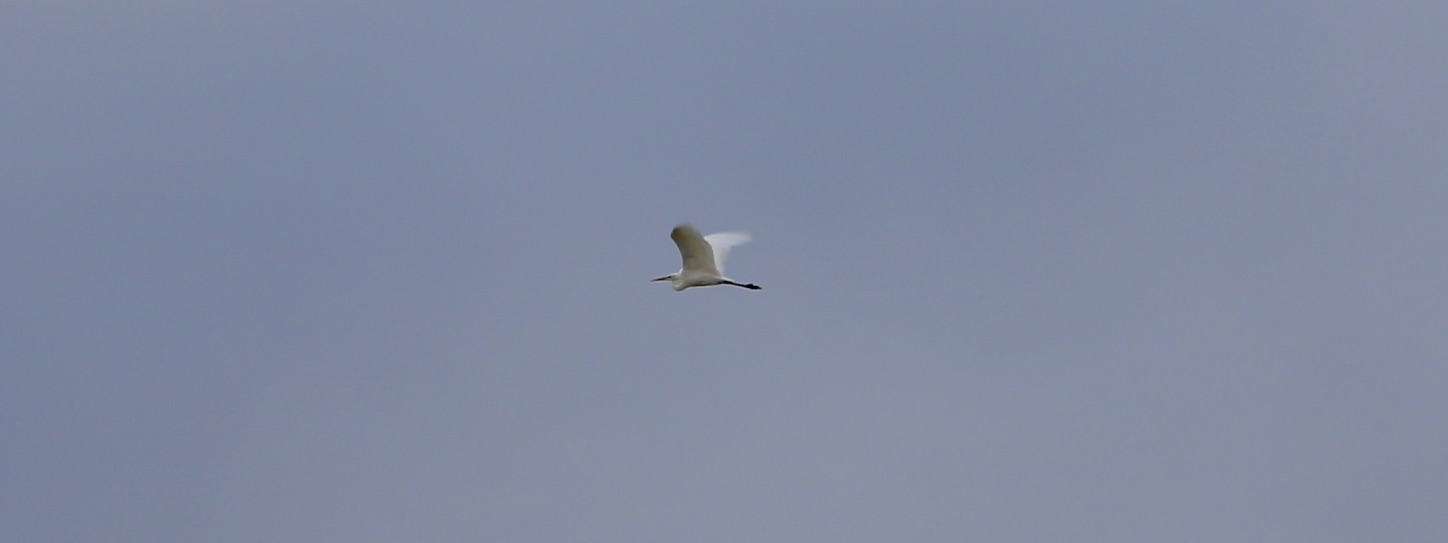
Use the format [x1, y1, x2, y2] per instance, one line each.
[651, 223, 762, 291]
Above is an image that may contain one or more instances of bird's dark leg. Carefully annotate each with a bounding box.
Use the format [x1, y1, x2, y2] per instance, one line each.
[722, 280, 762, 290]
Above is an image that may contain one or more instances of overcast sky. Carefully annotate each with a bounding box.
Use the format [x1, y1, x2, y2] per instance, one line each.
[4, 2, 1446, 541]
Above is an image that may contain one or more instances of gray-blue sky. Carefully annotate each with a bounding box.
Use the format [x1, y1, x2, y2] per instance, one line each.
[4, 2, 1445, 541]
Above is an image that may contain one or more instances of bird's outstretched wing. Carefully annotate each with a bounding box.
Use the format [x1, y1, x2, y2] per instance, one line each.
[703, 231, 751, 276]
[671, 224, 719, 275]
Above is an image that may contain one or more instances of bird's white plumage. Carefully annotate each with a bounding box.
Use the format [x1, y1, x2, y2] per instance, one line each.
[671, 224, 720, 275]
[652, 223, 761, 292]
[703, 231, 751, 276]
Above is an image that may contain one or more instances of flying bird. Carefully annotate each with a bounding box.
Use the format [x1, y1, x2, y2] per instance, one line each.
[652, 223, 762, 292]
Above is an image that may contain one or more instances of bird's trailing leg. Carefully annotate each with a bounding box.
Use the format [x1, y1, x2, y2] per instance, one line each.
[722, 280, 762, 290]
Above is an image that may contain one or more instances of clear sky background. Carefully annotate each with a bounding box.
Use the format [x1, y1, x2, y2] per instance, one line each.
[4, 3, 1446, 541]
